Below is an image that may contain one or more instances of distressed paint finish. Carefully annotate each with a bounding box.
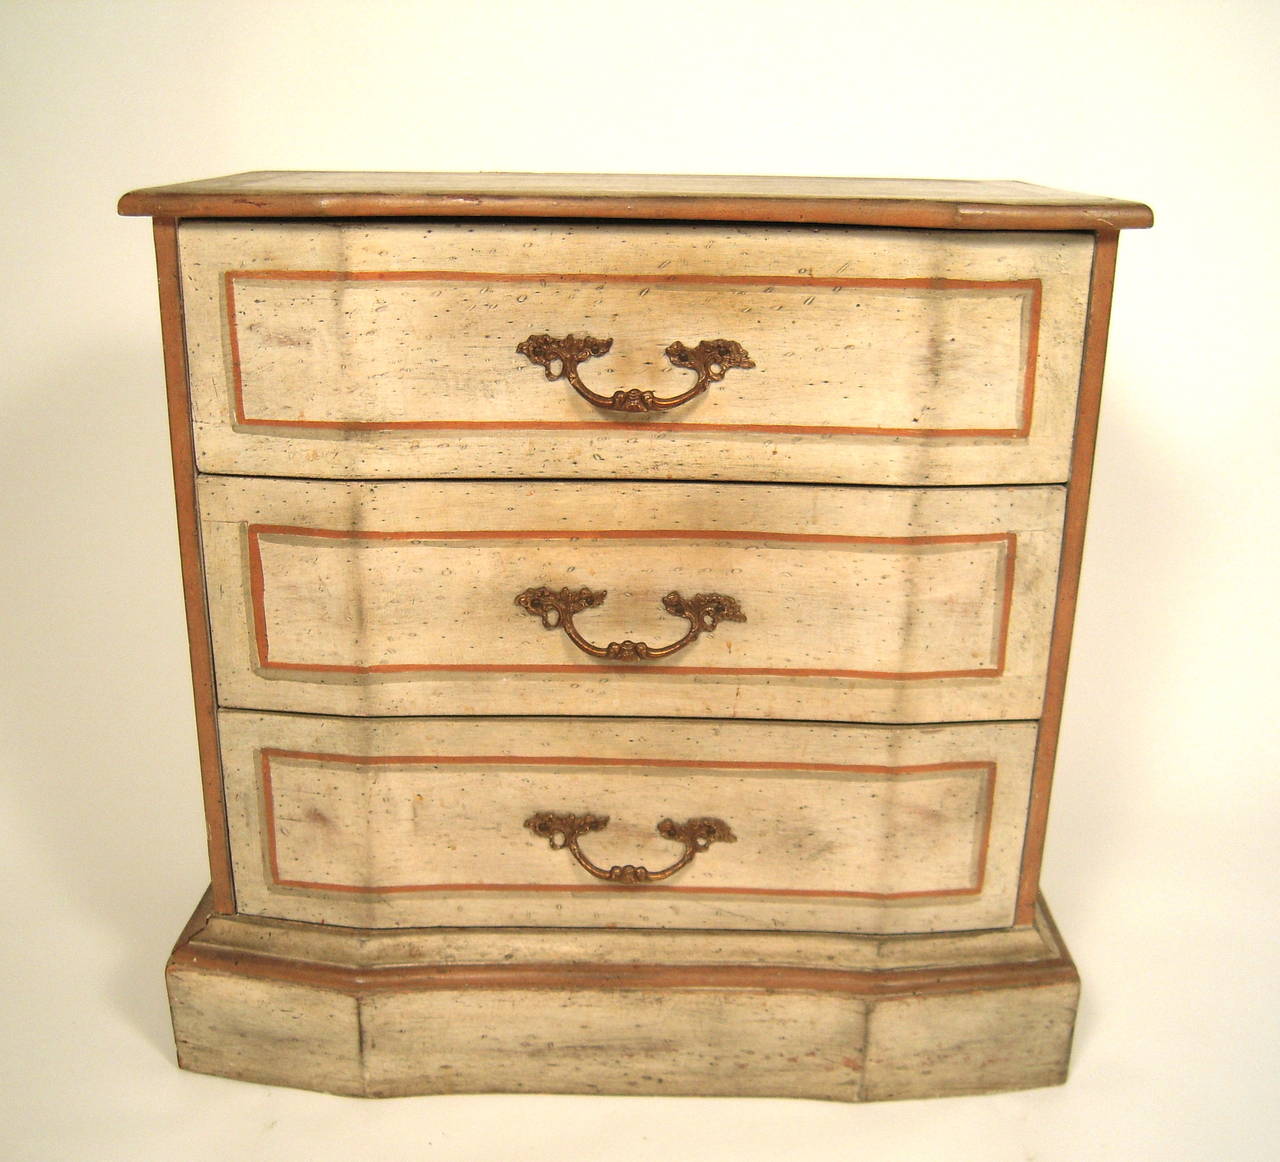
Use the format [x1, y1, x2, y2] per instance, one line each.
[189, 904, 1058, 973]
[219, 711, 1037, 933]
[862, 981, 1079, 1100]
[122, 171, 1150, 1101]
[197, 477, 1065, 722]
[364, 988, 867, 1099]
[168, 969, 364, 1095]
[169, 968, 868, 1100]
[231, 273, 1031, 430]
[178, 220, 1093, 484]
[165, 897, 1077, 1099]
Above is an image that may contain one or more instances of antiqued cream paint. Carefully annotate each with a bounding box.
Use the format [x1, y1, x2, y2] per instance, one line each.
[167, 901, 1075, 1099]
[168, 971, 364, 1096]
[862, 982, 1079, 1100]
[197, 477, 1064, 722]
[190, 906, 1056, 973]
[219, 711, 1037, 933]
[129, 172, 1142, 1101]
[179, 220, 1092, 484]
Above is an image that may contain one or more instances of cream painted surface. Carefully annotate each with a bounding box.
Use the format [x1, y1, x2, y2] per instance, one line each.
[169, 970, 363, 1096]
[169, 963, 868, 1099]
[170, 976, 1075, 1100]
[198, 477, 1065, 722]
[360, 987, 866, 1099]
[232, 277, 1027, 429]
[179, 221, 1092, 484]
[168, 900, 1073, 1099]
[219, 712, 1037, 933]
[265, 758, 987, 891]
[255, 531, 1007, 674]
[862, 982, 1078, 1100]
[194, 907, 1057, 973]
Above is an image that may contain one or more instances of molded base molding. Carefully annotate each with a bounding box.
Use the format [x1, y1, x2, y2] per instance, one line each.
[166, 892, 1079, 1101]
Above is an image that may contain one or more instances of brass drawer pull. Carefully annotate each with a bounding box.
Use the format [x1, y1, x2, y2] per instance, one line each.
[516, 333, 754, 413]
[515, 586, 745, 662]
[525, 812, 736, 883]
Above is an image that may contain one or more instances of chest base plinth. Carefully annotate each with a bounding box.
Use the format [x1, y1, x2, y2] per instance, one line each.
[166, 890, 1079, 1101]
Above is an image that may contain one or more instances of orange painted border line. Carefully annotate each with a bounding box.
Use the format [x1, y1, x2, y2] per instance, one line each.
[259, 750, 996, 901]
[224, 270, 1042, 439]
[246, 526, 1016, 681]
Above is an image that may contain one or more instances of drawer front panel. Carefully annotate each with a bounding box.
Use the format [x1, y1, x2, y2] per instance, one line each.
[199, 478, 1065, 723]
[180, 221, 1092, 484]
[221, 712, 1038, 934]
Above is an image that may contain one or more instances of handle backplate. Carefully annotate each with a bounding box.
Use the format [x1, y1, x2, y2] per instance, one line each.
[515, 586, 745, 661]
[517, 333, 754, 413]
[525, 811, 736, 883]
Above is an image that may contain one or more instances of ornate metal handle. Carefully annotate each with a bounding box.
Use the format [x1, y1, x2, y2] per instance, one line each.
[525, 812, 736, 883]
[515, 586, 745, 662]
[516, 333, 754, 413]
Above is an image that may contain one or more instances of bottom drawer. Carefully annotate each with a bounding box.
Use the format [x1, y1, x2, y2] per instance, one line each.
[220, 712, 1037, 935]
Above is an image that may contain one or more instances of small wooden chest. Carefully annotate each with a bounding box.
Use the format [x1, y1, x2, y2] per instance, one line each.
[120, 172, 1151, 1100]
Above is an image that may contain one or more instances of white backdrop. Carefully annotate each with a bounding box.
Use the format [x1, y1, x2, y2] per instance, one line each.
[2, 2, 1276, 1159]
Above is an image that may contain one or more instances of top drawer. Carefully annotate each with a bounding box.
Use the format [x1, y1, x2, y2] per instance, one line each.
[180, 221, 1093, 485]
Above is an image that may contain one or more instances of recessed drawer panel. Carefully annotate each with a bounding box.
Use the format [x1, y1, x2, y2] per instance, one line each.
[220, 711, 1038, 934]
[199, 478, 1064, 723]
[180, 221, 1092, 484]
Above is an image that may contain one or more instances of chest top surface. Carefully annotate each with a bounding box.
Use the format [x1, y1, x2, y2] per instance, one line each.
[118, 170, 1153, 231]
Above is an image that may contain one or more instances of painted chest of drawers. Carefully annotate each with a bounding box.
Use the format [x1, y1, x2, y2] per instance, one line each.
[120, 172, 1151, 1100]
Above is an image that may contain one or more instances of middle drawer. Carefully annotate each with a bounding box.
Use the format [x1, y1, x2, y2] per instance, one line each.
[200, 478, 1064, 723]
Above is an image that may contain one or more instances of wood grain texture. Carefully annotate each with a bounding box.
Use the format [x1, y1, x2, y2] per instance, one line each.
[229, 272, 1034, 433]
[218, 711, 1037, 933]
[197, 477, 1065, 722]
[861, 980, 1078, 1100]
[190, 905, 1057, 974]
[178, 220, 1093, 485]
[171, 888, 1075, 988]
[366, 988, 867, 1099]
[152, 220, 235, 913]
[168, 970, 363, 1094]
[165, 892, 1077, 1099]
[119, 171, 1154, 231]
